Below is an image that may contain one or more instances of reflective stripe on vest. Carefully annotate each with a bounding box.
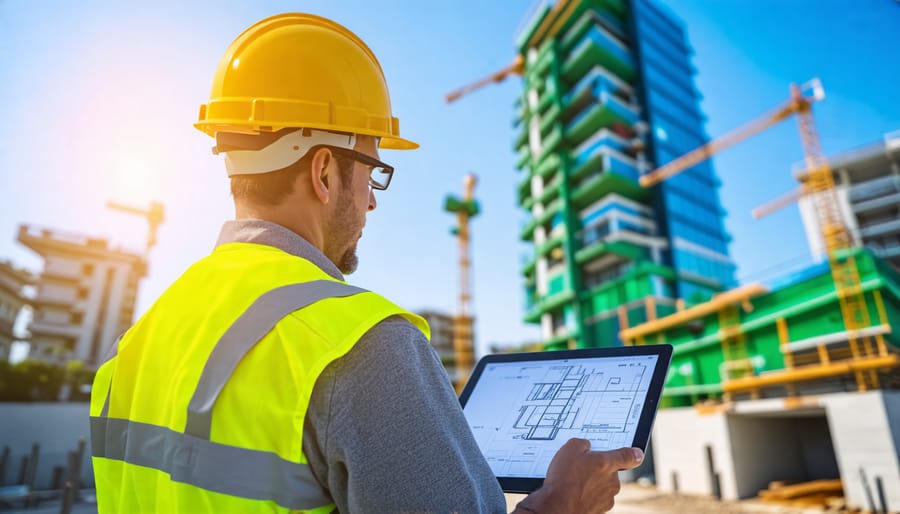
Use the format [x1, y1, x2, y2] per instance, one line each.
[92, 279, 367, 510]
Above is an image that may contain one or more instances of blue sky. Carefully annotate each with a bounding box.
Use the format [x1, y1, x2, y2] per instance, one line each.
[1, 0, 898, 356]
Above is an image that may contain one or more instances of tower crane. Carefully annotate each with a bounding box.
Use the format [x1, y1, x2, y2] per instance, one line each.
[445, 56, 524, 104]
[444, 0, 581, 104]
[640, 78, 888, 393]
[106, 200, 165, 262]
[444, 175, 480, 392]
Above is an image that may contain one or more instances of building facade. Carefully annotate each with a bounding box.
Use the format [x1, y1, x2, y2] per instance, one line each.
[514, 0, 735, 348]
[417, 310, 461, 383]
[17, 224, 145, 367]
[622, 247, 900, 510]
[0, 260, 33, 361]
[798, 130, 900, 271]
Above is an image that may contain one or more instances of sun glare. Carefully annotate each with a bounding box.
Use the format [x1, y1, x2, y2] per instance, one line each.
[111, 157, 160, 206]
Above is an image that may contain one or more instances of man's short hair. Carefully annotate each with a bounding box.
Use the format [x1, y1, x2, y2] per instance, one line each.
[231, 148, 355, 205]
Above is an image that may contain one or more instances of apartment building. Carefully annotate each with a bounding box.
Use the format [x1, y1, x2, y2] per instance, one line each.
[514, 0, 735, 348]
[17, 224, 145, 367]
[798, 130, 900, 271]
[0, 260, 33, 360]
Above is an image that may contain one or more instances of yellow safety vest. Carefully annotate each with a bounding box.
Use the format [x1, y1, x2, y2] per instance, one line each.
[90, 242, 429, 513]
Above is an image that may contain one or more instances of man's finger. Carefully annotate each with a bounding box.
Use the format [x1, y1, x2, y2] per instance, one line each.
[593, 447, 643, 470]
[559, 437, 591, 455]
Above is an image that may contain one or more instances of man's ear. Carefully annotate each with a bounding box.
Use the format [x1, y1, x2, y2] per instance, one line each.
[309, 147, 332, 205]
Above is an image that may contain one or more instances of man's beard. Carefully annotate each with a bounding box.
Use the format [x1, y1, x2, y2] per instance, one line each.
[325, 186, 362, 275]
[337, 243, 360, 274]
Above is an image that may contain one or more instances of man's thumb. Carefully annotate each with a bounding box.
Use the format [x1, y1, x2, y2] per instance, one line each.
[609, 447, 643, 470]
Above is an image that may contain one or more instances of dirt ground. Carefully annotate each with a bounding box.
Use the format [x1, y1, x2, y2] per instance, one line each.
[3, 484, 840, 513]
[505, 483, 833, 514]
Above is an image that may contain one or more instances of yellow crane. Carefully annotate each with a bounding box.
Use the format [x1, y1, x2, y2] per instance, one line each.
[444, 0, 583, 104]
[106, 200, 165, 261]
[446, 56, 524, 104]
[640, 79, 887, 394]
[444, 175, 480, 392]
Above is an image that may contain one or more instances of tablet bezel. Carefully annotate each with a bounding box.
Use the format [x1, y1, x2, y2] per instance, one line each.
[459, 344, 672, 493]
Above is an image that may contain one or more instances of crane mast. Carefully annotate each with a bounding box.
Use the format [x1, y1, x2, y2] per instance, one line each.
[791, 85, 878, 386]
[444, 175, 480, 392]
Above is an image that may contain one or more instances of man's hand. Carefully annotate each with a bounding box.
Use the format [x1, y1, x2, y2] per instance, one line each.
[513, 438, 643, 514]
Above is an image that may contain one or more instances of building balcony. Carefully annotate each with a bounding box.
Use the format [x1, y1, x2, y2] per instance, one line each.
[535, 153, 562, 180]
[522, 196, 536, 211]
[564, 65, 635, 120]
[31, 284, 83, 307]
[524, 289, 575, 324]
[532, 42, 555, 77]
[541, 328, 582, 350]
[31, 295, 87, 314]
[520, 216, 540, 242]
[852, 191, 900, 215]
[521, 251, 537, 278]
[513, 95, 527, 129]
[534, 125, 564, 161]
[534, 84, 557, 115]
[571, 166, 648, 208]
[559, 3, 628, 53]
[867, 241, 900, 259]
[536, 232, 566, 259]
[574, 232, 650, 265]
[849, 175, 900, 203]
[515, 123, 529, 150]
[859, 218, 900, 239]
[538, 103, 562, 137]
[536, 176, 563, 206]
[517, 175, 532, 206]
[561, 24, 635, 85]
[28, 320, 82, 339]
[565, 91, 640, 147]
[571, 144, 640, 183]
[515, 145, 531, 171]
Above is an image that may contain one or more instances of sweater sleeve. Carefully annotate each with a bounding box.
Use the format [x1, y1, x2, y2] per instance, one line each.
[302, 316, 507, 513]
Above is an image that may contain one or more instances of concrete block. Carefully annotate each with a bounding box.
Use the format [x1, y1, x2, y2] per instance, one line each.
[652, 407, 736, 499]
[824, 391, 900, 512]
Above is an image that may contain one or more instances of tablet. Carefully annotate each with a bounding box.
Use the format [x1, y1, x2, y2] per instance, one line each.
[459, 344, 672, 493]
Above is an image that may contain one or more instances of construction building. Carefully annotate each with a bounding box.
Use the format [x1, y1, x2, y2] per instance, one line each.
[496, 1, 900, 511]
[623, 247, 900, 511]
[17, 224, 146, 367]
[798, 130, 900, 271]
[0, 260, 33, 361]
[513, 0, 735, 349]
[417, 309, 461, 382]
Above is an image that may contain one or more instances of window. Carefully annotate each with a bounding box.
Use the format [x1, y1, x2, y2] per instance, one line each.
[583, 261, 632, 289]
[551, 312, 566, 333]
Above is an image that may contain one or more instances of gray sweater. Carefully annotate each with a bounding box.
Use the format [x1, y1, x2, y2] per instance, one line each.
[217, 220, 507, 513]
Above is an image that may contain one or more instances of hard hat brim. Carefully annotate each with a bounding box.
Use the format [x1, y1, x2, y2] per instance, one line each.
[379, 135, 418, 150]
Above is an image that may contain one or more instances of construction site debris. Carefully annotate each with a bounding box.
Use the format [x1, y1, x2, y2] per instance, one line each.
[758, 479, 844, 509]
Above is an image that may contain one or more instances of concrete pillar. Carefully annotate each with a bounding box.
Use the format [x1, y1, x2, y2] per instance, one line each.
[652, 407, 737, 499]
[825, 391, 900, 512]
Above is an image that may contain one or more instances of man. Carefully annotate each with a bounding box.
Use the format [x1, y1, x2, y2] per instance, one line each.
[90, 12, 642, 513]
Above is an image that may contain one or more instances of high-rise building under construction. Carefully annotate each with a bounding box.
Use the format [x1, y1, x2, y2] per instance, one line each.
[514, 0, 736, 348]
[17, 224, 145, 367]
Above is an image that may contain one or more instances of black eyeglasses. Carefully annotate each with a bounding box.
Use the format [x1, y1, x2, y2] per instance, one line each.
[317, 145, 394, 191]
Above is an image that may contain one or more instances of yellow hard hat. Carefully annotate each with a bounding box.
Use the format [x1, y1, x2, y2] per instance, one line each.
[195, 13, 417, 150]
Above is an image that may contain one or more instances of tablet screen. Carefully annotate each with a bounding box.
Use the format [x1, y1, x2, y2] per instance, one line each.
[463, 353, 659, 479]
